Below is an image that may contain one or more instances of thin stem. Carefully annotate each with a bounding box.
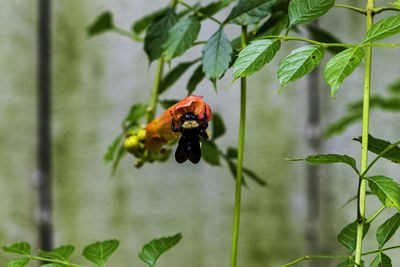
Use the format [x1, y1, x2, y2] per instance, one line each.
[230, 26, 248, 267]
[282, 255, 349, 267]
[365, 206, 385, 224]
[193, 40, 207, 46]
[177, 0, 223, 25]
[112, 27, 137, 40]
[355, 1, 374, 265]
[29, 255, 86, 267]
[360, 140, 400, 178]
[146, 56, 165, 123]
[374, 6, 400, 14]
[257, 35, 400, 48]
[362, 245, 400, 256]
[334, 4, 367, 15]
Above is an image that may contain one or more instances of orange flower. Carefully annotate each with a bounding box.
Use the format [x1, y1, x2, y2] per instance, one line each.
[145, 95, 212, 152]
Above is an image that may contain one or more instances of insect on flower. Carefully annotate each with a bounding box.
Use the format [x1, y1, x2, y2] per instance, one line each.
[145, 95, 212, 163]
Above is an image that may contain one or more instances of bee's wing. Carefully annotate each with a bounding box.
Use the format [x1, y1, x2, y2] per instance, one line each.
[188, 138, 201, 164]
[175, 137, 188, 163]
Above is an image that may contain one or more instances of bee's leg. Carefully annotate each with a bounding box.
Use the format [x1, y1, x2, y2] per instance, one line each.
[170, 111, 181, 132]
[199, 129, 209, 139]
[201, 106, 208, 129]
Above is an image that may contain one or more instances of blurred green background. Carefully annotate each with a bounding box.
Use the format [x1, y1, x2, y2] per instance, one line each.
[1, 0, 400, 266]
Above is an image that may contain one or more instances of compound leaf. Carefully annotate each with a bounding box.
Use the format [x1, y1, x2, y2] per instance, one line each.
[163, 16, 201, 61]
[225, 0, 277, 24]
[353, 135, 400, 164]
[376, 213, 400, 248]
[370, 253, 392, 267]
[139, 233, 182, 267]
[233, 39, 281, 78]
[363, 14, 400, 43]
[212, 113, 226, 140]
[367, 176, 400, 211]
[338, 221, 370, 254]
[88, 12, 114, 36]
[202, 28, 232, 79]
[2, 242, 31, 256]
[278, 45, 325, 90]
[40, 245, 75, 261]
[82, 239, 119, 267]
[288, 0, 335, 30]
[159, 59, 199, 94]
[323, 47, 365, 98]
[144, 8, 178, 62]
[187, 65, 205, 95]
[5, 258, 29, 267]
[306, 25, 345, 54]
[287, 154, 359, 174]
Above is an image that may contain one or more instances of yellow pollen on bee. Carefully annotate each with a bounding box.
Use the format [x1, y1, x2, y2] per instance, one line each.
[182, 120, 199, 129]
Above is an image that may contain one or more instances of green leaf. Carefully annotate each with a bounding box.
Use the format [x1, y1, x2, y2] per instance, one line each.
[132, 7, 169, 35]
[122, 103, 147, 130]
[186, 65, 205, 95]
[159, 59, 199, 94]
[202, 28, 232, 79]
[370, 253, 392, 267]
[198, 0, 236, 19]
[288, 0, 334, 30]
[87, 12, 114, 37]
[287, 154, 359, 174]
[111, 143, 126, 176]
[367, 176, 400, 211]
[39, 245, 75, 261]
[159, 99, 179, 110]
[336, 259, 364, 267]
[323, 47, 365, 98]
[392, 0, 400, 9]
[278, 45, 325, 90]
[323, 112, 362, 138]
[363, 14, 400, 43]
[306, 25, 345, 54]
[3, 242, 31, 256]
[233, 39, 281, 78]
[144, 8, 178, 63]
[376, 213, 400, 248]
[255, 11, 288, 37]
[225, 0, 277, 25]
[104, 133, 124, 163]
[243, 167, 267, 186]
[82, 239, 119, 267]
[212, 113, 226, 140]
[139, 233, 182, 267]
[353, 135, 400, 164]
[338, 221, 370, 254]
[41, 264, 63, 267]
[201, 140, 221, 166]
[163, 16, 201, 61]
[5, 258, 29, 267]
[227, 147, 238, 159]
[388, 79, 400, 95]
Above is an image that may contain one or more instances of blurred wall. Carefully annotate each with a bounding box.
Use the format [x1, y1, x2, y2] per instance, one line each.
[1, 0, 400, 266]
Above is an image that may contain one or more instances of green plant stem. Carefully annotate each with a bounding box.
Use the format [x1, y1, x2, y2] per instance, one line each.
[281, 255, 349, 267]
[334, 4, 367, 15]
[374, 6, 400, 14]
[362, 245, 400, 256]
[365, 206, 385, 224]
[231, 26, 248, 267]
[355, 1, 374, 265]
[29, 255, 86, 267]
[112, 27, 136, 40]
[177, 0, 223, 25]
[257, 35, 400, 49]
[146, 56, 165, 124]
[360, 140, 400, 178]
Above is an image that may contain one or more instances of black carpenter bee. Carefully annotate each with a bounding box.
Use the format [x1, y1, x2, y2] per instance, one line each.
[170, 108, 208, 163]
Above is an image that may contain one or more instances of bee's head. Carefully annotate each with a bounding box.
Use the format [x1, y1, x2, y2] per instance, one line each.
[180, 112, 197, 122]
